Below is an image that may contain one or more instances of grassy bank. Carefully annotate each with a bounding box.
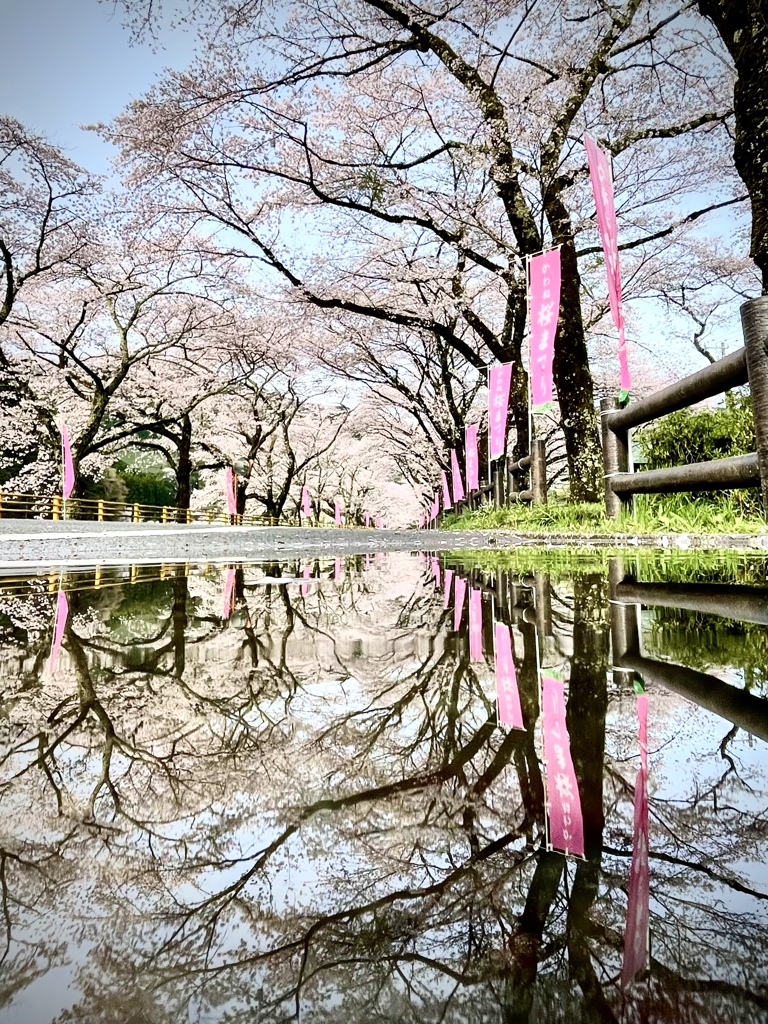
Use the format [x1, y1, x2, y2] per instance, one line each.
[440, 494, 767, 536]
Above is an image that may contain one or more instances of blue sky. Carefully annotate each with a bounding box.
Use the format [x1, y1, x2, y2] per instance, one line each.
[0, 0, 195, 174]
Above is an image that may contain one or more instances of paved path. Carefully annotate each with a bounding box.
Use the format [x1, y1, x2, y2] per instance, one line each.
[0, 519, 765, 567]
[0, 521, 532, 567]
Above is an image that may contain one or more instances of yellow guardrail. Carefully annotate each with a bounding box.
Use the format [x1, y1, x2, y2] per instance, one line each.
[0, 490, 292, 527]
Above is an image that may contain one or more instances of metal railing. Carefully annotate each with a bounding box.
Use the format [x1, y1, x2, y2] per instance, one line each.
[601, 295, 768, 518]
[0, 490, 286, 527]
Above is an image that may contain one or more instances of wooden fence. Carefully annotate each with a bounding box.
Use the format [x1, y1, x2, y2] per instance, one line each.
[601, 295, 768, 518]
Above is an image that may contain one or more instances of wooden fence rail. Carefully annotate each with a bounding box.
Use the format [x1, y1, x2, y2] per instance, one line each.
[602, 295, 768, 518]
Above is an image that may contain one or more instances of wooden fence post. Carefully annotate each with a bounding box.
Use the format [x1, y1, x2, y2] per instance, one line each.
[531, 439, 547, 505]
[132, 503, 140, 522]
[741, 295, 768, 518]
[600, 397, 630, 518]
[97, 500, 105, 522]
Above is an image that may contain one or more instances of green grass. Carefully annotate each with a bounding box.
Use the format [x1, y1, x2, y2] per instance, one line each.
[440, 493, 767, 536]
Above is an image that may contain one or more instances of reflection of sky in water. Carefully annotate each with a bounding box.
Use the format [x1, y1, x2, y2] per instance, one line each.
[0, 552, 766, 1024]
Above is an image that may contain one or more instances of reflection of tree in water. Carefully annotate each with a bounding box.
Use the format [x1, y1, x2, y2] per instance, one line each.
[0, 558, 765, 1023]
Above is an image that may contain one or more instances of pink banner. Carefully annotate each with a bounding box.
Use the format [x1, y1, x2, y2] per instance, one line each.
[365, 510, 370, 527]
[528, 248, 561, 407]
[302, 485, 312, 518]
[431, 492, 440, 521]
[454, 576, 466, 631]
[221, 566, 236, 619]
[301, 564, 312, 597]
[450, 450, 465, 502]
[542, 676, 585, 857]
[334, 498, 342, 525]
[585, 135, 631, 392]
[441, 470, 452, 510]
[465, 424, 479, 491]
[488, 363, 513, 460]
[225, 467, 237, 516]
[47, 588, 69, 674]
[61, 424, 75, 499]
[443, 568, 454, 609]
[622, 694, 650, 989]
[469, 588, 483, 661]
[494, 623, 524, 728]
[431, 556, 441, 587]
[334, 557, 342, 582]
[375, 516, 383, 528]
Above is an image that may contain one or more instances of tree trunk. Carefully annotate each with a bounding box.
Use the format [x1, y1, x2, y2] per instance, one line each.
[698, 0, 768, 292]
[174, 414, 193, 518]
[545, 194, 603, 501]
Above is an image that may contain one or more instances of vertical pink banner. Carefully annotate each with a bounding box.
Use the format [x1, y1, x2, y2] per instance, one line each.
[431, 556, 441, 587]
[225, 467, 237, 516]
[542, 676, 585, 857]
[453, 576, 467, 631]
[221, 567, 236, 619]
[301, 485, 312, 518]
[622, 694, 650, 990]
[334, 498, 342, 525]
[375, 516, 383, 528]
[364, 510, 370, 527]
[469, 588, 483, 661]
[488, 363, 513, 460]
[528, 249, 561, 408]
[443, 568, 454, 609]
[301, 564, 312, 597]
[450, 450, 465, 502]
[585, 135, 631, 392]
[465, 425, 479, 491]
[494, 623, 524, 728]
[61, 424, 75, 499]
[441, 470, 453, 510]
[47, 589, 69, 674]
[431, 492, 440, 521]
[334, 557, 342, 582]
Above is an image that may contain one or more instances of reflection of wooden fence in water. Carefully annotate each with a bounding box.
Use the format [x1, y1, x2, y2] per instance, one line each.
[602, 296, 768, 519]
[609, 560, 768, 743]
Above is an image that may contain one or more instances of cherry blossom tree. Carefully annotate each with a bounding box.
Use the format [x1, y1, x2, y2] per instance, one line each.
[99, 0, 745, 501]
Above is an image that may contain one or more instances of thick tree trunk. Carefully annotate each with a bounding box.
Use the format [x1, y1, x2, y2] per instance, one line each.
[174, 414, 193, 518]
[698, 0, 768, 292]
[545, 195, 604, 501]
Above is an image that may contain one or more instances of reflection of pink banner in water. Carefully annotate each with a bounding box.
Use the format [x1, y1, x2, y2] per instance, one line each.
[450, 450, 464, 502]
[443, 568, 454, 609]
[488, 363, 513, 460]
[225, 467, 237, 515]
[441, 470, 452, 510]
[221, 567, 236, 619]
[465, 425, 479, 491]
[302, 486, 312, 518]
[334, 499, 342, 525]
[469, 588, 483, 661]
[542, 677, 584, 856]
[334, 557, 342, 582]
[622, 694, 650, 990]
[301, 564, 312, 597]
[585, 135, 631, 391]
[47, 589, 69, 674]
[454, 576, 466, 631]
[494, 623, 523, 728]
[528, 249, 561, 407]
[431, 556, 441, 587]
[61, 424, 75, 499]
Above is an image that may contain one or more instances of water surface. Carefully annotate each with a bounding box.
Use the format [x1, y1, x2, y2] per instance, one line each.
[0, 550, 766, 1023]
